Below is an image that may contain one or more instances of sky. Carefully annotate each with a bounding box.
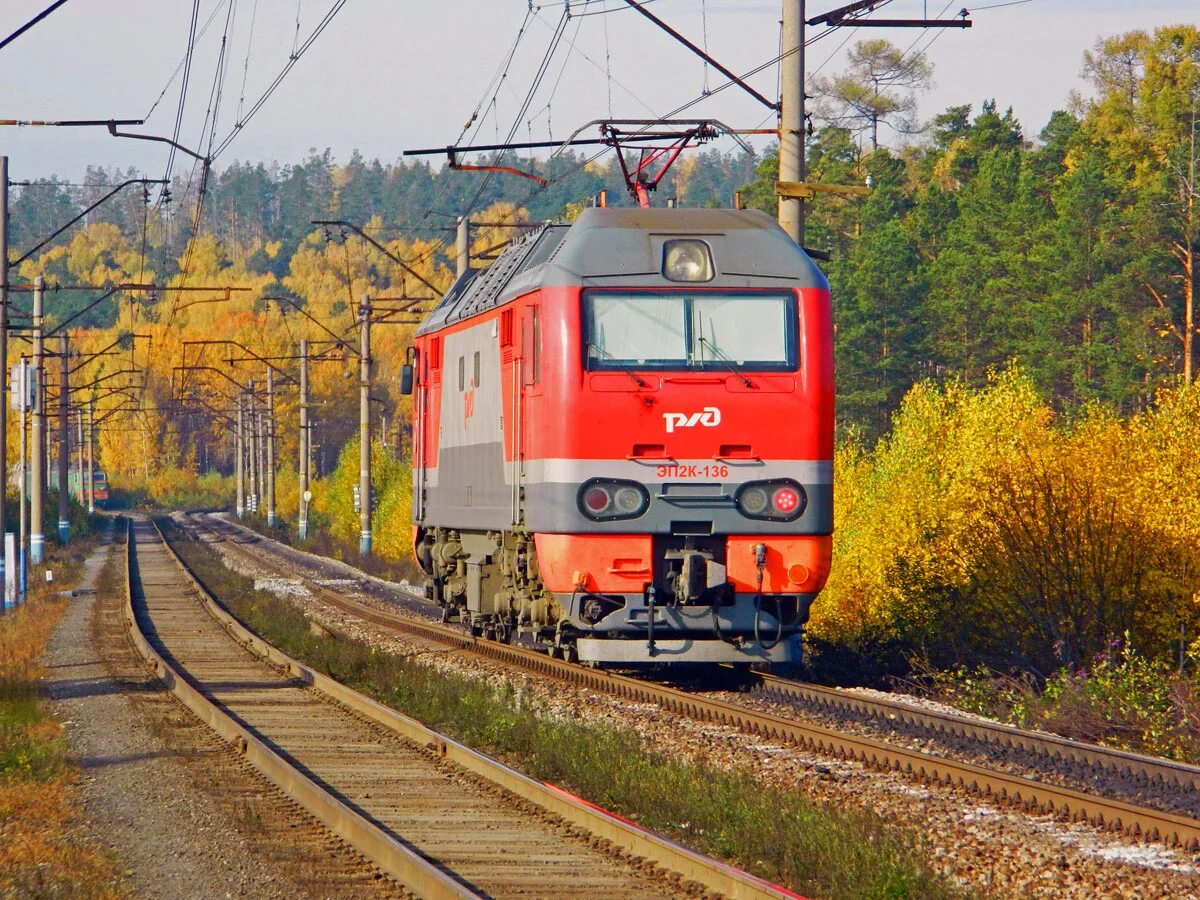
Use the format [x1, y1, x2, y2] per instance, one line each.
[0, 0, 1196, 183]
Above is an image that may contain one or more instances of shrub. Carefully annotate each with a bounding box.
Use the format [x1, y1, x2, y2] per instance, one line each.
[814, 372, 1200, 678]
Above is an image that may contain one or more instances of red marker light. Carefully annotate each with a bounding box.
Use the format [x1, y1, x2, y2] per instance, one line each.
[583, 486, 611, 514]
[772, 487, 800, 514]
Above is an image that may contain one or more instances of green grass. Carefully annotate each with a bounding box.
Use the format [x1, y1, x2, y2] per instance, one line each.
[159, 517, 967, 900]
[0, 694, 71, 782]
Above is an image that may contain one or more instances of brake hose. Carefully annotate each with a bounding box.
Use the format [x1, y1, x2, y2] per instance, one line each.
[751, 544, 783, 651]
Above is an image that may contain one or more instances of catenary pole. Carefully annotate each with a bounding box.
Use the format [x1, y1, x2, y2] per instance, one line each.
[235, 391, 245, 518]
[57, 334, 68, 542]
[75, 408, 83, 513]
[266, 366, 276, 527]
[18, 360, 27, 598]
[298, 339, 308, 539]
[779, 0, 806, 246]
[0, 156, 9, 596]
[30, 278, 44, 564]
[256, 401, 265, 512]
[85, 400, 94, 514]
[359, 294, 371, 555]
[456, 217, 470, 279]
[247, 380, 258, 514]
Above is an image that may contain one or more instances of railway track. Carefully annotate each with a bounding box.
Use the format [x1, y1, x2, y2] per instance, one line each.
[124, 515, 795, 899]
[184, 511, 1200, 851]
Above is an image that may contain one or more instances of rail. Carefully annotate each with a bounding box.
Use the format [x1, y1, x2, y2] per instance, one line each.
[190, 512, 1200, 851]
[130, 515, 796, 899]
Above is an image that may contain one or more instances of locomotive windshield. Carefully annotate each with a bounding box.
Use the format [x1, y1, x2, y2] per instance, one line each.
[584, 290, 797, 371]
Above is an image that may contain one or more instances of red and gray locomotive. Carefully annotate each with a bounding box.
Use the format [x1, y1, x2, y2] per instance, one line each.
[406, 206, 832, 665]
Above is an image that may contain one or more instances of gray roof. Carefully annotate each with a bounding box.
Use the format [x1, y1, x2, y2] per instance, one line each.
[417, 207, 828, 335]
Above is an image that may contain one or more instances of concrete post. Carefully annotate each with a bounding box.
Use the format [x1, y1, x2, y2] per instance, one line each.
[18, 360, 27, 598]
[266, 367, 276, 527]
[255, 402, 265, 513]
[86, 401, 94, 514]
[30, 278, 44, 564]
[456, 216, 469, 279]
[75, 408, 83, 511]
[359, 294, 372, 555]
[0, 155, 9, 598]
[57, 334, 69, 542]
[247, 380, 257, 514]
[779, 0, 806, 247]
[235, 392, 245, 518]
[298, 339, 309, 539]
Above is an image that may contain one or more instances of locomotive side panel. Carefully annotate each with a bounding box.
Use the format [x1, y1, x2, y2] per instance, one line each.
[422, 319, 511, 532]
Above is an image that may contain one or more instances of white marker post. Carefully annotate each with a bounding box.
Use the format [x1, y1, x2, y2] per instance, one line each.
[3, 533, 13, 610]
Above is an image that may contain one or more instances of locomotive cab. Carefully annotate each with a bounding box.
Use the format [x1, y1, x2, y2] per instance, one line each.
[412, 207, 832, 666]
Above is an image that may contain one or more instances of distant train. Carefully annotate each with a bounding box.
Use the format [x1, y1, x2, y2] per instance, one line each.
[8, 467, 108, 509]
[68, 469, 109, 509]
[404, 207, 833, 666]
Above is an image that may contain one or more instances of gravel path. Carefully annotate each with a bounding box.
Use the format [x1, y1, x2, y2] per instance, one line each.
[42, 526, 400, 899]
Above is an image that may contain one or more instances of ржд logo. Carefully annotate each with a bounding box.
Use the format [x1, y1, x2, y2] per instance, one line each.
[662, 406, 721, 433]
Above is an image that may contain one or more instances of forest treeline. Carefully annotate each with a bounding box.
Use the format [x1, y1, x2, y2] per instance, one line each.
[12, 26, 1199, 440]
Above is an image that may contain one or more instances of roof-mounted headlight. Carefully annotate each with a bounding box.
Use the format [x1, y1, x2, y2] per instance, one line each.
[663, 239, 714, 282]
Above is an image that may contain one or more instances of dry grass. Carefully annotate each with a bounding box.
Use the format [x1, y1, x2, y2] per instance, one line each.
[0, 535, 124, 898]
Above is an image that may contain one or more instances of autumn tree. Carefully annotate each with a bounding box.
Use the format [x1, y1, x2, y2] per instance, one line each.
[813, 39, 934, 149]
[1081, 26, 1200, 383]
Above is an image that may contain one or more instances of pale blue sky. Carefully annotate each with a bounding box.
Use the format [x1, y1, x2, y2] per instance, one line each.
[0, 0, 1195, 180]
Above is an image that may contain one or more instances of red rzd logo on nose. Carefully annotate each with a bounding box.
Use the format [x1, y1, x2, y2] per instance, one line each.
[662, 406, 721, 433]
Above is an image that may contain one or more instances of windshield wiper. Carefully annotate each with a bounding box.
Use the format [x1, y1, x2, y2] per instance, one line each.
[587, 342, 648, 388]
[697, 336, 753, 387]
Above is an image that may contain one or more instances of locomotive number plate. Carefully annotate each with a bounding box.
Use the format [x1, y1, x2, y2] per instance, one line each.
[655, 464, 730, 479]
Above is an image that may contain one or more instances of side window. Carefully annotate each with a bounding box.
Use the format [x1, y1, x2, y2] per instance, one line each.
[458, 356, 465, 392]
[473, 351, 481, 387]
[532, 307, 541, 384]
[523, 306, 541, 385]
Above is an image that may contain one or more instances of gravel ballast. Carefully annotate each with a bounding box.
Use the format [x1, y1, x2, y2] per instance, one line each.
[207, 512, 1200, 899]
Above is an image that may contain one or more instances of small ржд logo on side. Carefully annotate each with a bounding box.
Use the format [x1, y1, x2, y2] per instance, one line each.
[662, 406, 721, 433]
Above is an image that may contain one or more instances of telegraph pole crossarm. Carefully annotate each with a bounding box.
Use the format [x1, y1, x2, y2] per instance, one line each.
[776, 181, 872, 199]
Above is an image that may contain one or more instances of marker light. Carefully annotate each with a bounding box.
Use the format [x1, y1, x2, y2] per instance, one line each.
[772, 486, 801, 515]
[614, 486, 646, 514]
[738, 485, 770, 516]
[736, 479, 807, 522]
[578, 479, 650, 521]
[583, 486, 612, 515]
[662, 239, 714, 282]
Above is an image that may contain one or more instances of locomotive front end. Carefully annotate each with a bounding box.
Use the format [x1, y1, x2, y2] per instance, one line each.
[523, 208, 834, 665]
[411, 206, 832, 667]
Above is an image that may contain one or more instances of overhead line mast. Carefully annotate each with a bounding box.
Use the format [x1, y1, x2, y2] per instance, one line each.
[781, 1, 971, 246]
